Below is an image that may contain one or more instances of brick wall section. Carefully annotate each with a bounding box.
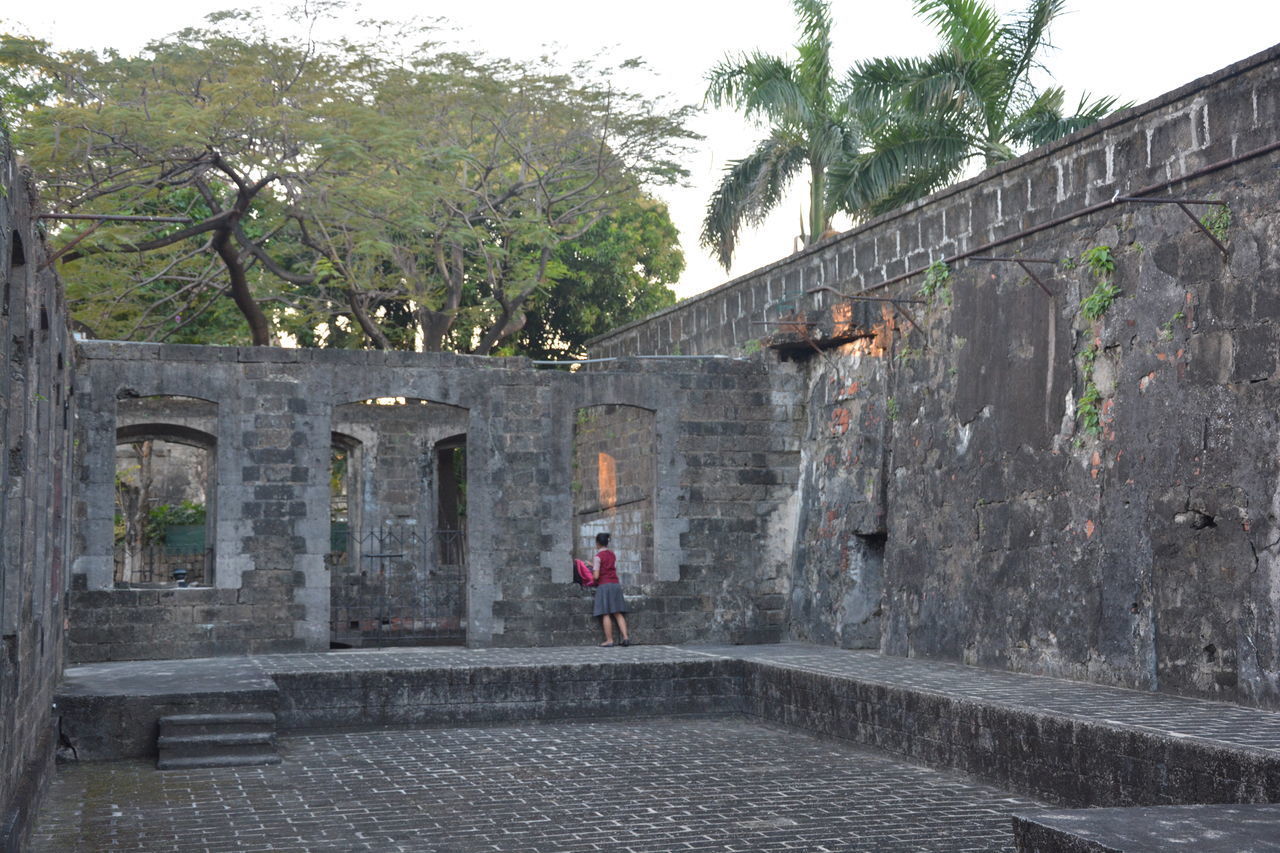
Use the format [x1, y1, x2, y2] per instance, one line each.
[68, 348, 804, 658]
[589, 44, 1280, 709]
[0, 137, 76, 850]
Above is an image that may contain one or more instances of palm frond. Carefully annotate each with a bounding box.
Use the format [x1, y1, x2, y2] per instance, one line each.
[829, 119, 969, 214]
[1001, 0, 1067, 83]
[914, 0, 1002, 58]
[706, 52, 811, 128]
[1005, 89, 1127, 149]
[793, 0, 835, 113]
[701, 134, 807, 270]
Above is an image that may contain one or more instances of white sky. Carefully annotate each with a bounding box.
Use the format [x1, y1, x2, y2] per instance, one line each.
[6, 1, 1280, 299]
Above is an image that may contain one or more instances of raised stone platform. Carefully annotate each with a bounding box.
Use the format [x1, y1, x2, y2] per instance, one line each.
[56, 642, 1280, 815]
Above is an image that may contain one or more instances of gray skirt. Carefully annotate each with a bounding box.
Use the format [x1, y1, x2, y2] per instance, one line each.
[593, 582, 628, 617]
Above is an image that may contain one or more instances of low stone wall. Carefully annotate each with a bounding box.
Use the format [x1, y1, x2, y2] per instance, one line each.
[55, 647, 1280, 811]
[0, 136, 76, 850]
[67, 584, 308, 663]
[273, 659, 746, 732]
[743, 663, 1280, 808]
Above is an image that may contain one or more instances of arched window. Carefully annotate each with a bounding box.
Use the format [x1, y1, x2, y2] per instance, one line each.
[573, 405, 657, 584]
[114, 396, 216, 586]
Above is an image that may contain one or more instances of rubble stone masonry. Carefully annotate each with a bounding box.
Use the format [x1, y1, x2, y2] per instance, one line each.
[0, 137, 76, 850]
[591, 44, 1280, 709]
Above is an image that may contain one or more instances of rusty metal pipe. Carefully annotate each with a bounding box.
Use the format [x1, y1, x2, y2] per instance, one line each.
[1114, 197, 1225, 205]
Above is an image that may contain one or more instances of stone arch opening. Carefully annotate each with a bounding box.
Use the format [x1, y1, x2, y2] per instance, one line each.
[113, 396, 217, 587]
[329, 397, 468, 647]
[329, 432, 362, 561]
[572, 405, 656, 585]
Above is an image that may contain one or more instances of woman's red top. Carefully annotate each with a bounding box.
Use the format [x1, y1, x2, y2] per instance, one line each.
[595, 549, 619, 585]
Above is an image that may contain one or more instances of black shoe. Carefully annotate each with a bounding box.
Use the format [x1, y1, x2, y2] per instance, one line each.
[620, 638, 630, 647]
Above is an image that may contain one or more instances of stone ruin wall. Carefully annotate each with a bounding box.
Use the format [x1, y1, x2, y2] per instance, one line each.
[67, 346, 804, 660]
[590, 44, 1280, 709]
[0, 137, 76, 851]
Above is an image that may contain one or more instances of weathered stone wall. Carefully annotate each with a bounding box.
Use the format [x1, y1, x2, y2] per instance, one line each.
[0, 137, 76, 850]
[67, 347, 803, 658]
[590, 44, 1280, 708]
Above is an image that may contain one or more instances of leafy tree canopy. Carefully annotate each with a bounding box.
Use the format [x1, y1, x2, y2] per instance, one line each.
[0, 7, 696, 353]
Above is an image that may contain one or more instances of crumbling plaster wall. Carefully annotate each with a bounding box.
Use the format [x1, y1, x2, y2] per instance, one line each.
[0, 137, 76, 851]
[589, 44, 1280, 708]
[68, 347, 803, 658]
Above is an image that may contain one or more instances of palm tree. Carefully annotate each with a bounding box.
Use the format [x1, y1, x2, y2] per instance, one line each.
[834, 0, 1126, 217]
[702, 0, 862, 271]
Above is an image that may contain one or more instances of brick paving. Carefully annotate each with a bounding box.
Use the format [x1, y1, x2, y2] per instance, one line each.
[31, 717, 1043, 852]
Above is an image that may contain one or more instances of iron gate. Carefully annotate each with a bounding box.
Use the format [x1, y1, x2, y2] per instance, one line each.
[328, 525, 466, 647]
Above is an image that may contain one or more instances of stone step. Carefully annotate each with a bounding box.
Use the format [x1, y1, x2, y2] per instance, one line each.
[158, 731, 275, 750]
[159, 712, 276, 733]
[157, 711, 279, 770]
[156, 751, 282, 771]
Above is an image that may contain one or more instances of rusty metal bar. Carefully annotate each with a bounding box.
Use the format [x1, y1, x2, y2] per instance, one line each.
[1177, 202, 1229, 256]
[806, 285, 925, 305]
[803, 286, 925, 336]
[1114, 197, 1225, 205]
[38, 213, 194, 223]
[970, 256, 1055, 297]
[969, 256, 1058, 264]
[750, 321, 820, 327]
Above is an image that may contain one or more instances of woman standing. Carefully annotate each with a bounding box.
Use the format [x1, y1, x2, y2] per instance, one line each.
[592, 532, 630, 646]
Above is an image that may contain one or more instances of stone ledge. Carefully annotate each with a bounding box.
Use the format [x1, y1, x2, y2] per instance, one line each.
[1012, 804, 1280, 852]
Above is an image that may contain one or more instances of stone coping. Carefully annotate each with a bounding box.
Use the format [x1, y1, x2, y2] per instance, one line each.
[1012, 804, 1280, 852]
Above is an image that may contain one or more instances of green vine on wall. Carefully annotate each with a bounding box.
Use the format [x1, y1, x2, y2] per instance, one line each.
[1201, 205, 1231, 243]
[1079, 245, 1120, 321]
[1073, 245, 1119, 438]
[919, 260, 952, 305]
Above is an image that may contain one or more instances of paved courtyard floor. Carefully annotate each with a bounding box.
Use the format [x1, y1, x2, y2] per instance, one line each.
[32, 716, 1044, 852]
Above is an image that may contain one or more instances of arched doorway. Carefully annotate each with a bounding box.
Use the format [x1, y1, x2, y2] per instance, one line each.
[328, 398, 468, 646]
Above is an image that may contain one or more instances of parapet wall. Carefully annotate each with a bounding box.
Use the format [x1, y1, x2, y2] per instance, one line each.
[0, 137, 76, 850]
[591, 44, 1280, 363]
[591, 43, 1280, 709]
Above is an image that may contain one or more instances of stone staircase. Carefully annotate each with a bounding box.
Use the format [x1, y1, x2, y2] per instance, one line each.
[156, 712, 280, 770]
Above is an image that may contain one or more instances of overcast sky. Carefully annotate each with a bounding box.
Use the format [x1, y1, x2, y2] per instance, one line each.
[7, 1, 1280, 298]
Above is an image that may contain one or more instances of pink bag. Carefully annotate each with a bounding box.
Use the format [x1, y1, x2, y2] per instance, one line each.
[572, 558, 596, 587]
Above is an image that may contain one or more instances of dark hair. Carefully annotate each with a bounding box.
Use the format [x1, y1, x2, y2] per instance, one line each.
[595, 532, 611, 547]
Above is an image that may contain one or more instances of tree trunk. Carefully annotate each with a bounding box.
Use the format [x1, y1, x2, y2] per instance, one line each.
[808, 160, 828, 246]
[212, 225, 272, 346]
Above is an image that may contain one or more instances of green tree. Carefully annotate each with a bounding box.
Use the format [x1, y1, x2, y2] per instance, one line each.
[506, 194, 682, 359]
[702, 0, 863, 271]
[836, 0, 1125, 215]
[1, 11, 354, 344]
[2, 13, 696, 353]
[295, 52, 694, 354]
